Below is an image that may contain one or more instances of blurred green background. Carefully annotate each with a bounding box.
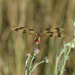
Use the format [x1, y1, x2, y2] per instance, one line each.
[0, 0, 75, 75]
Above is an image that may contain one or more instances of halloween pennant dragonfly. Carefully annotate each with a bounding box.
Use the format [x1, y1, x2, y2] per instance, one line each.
[11, 26, 65, 44]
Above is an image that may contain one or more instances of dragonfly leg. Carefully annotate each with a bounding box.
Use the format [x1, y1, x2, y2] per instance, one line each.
[34, 44, 40, 49]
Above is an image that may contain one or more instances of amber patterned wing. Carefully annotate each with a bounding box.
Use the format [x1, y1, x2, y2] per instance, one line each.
[40, 27, 65, 37]
[11, 26, 37, 36]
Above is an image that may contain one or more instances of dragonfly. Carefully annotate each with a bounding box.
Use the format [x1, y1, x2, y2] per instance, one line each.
[11, 26, 65, 45]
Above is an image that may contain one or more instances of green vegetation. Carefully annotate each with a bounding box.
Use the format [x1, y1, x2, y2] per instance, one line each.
[0, 0, 75, 75]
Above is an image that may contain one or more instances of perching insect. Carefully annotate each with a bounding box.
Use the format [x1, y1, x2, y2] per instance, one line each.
[11, 26, 65, 45]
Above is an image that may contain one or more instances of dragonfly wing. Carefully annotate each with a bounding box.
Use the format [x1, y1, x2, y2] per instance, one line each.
[11, 26, 37, 36]
[47, 32, 65, 37]
[40, 28, 65, 37]
[44, 27, 64, 33]
[28, 29, 37, 36]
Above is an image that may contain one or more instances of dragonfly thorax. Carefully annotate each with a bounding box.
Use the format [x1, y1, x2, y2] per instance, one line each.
[11, 26, 65, 45]
[34, 37, 40, 44]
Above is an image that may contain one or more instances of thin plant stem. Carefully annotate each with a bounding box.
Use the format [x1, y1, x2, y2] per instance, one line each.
[60, 40, 73, 75]
[32, 61, 44, 72]
[29, 55, 35, 75]
[25, 61, 27, 75]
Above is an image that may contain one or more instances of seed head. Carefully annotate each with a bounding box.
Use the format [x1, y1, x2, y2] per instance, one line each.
[34, 48, 39, 55]
[45, 58, 49, 63]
